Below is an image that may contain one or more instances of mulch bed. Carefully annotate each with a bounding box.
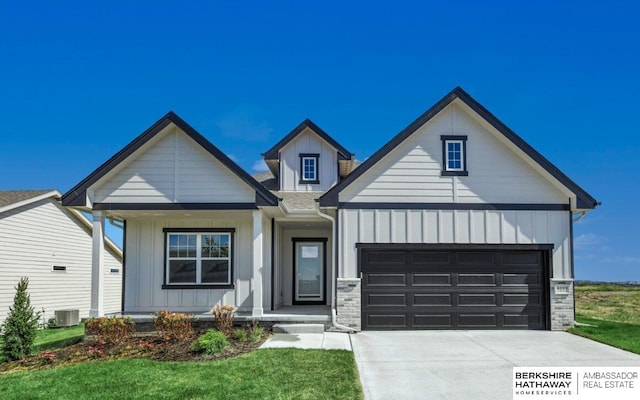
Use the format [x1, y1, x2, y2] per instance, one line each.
[0, 330, 271, 373]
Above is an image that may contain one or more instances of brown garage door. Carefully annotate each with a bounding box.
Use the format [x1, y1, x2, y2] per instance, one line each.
[360, 246, 549, 330]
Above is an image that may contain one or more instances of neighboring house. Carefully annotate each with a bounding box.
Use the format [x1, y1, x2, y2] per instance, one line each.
[0, 190, 122, 325]
[61, 87, 598, 331]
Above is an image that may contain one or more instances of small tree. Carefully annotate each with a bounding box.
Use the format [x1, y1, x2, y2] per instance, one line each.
[1, 277, 41, 360]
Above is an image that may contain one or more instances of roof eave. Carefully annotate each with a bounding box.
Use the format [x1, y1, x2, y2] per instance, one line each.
[0, 190, 61, 214]
[61, 111, 278, 208]
[320, 86, 598, 209]
[262, 119, 353, 162]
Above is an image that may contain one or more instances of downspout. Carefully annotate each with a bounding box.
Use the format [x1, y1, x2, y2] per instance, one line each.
[571, 209, 591, 326]
[316, 204, 356, 333]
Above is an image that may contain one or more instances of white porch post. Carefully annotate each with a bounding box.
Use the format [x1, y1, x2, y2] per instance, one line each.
[90, 210, 105, 317]
[252, 209, 263, 317]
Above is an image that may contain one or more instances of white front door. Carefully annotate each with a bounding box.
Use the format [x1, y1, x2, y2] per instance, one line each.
[294, 240, 325, 303]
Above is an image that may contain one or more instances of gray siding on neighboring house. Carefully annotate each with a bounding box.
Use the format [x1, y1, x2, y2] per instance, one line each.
[339, 103, 571, 204]
[279, 128, 339, 191]
[123, 215, 255, 313]
[0, 199, 122, 324]
[93, 126, 255, 203]
[338, 209, 571, 279]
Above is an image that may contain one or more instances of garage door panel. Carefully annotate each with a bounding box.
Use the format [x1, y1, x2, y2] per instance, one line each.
[366, 314, 408, 329]
[457, 273, 496, 286]
[458, 293, 497, 306]
[366, 293, 407, 306]
[361, 247, 548, 330]
[502, 252, 540, 265]
[412, 252, 452, 264]
[457, 252, 496, 265]
[503, 293, 542, 306]
[363, 251, 407, 264]
[412, 273, 452, 286]
[366, 273, 406, 286]
[458, 314, 498, 327]
[413, 293, 452, 306]
[503, 273, 540, 285]
[414, 314, 453, 328]
[504, 313, 544, 329]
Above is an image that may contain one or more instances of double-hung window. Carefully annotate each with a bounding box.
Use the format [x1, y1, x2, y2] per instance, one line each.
[299, 153, 319, 183]
[164, 229, 234, 288]
[441, 135, 468, 176]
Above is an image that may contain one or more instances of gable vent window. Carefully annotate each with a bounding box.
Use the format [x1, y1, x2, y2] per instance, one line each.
[299, 153, 320, 184]
[441, 135, 468, 176]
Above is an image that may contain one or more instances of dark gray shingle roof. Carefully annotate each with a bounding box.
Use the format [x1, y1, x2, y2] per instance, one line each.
[251, 172, 322, 210]
[0, 190, 56, 209]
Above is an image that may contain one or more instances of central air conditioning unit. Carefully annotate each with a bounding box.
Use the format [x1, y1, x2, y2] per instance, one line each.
[55, 309, 80, 327]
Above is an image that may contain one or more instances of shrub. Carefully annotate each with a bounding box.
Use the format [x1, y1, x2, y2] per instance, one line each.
[247, 321, 264, 343]
[154, 310, 194, 340]
[85, 316, 135, 344]
[191, 330, 229, 355]
[36, 350, 56, 365]
[211, 305, 235, 335]
[232, 328, 247, 341]
[1, 277, 41, 360]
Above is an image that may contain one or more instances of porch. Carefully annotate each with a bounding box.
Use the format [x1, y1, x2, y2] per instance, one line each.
[121, 305, 331, 332]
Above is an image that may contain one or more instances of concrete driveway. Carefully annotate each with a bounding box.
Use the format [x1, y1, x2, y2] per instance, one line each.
[351, 330, 640, 400]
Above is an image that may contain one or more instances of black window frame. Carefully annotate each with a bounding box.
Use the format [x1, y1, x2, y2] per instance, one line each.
[299, 153, 320, 184]
[162, 228, 235, 289]
[441, 135, 468, 176]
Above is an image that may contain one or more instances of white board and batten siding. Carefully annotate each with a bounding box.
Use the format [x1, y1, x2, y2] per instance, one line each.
[279, 128, 339, 192]
[339, 102, 571, 205]
[0, 199, 122, 324]
[338, 102, 573, 280]
[124, 213, 272, 313]
[339, 209, 571, 279]
[91, 126, 255, 204]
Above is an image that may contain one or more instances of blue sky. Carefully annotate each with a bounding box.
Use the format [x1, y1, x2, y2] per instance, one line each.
[1, 1, 638, 282]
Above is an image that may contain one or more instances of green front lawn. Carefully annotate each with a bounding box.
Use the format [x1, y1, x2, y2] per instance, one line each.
[569, 315, 640, 355]
[0, 348, 363, 400]
[0, 324, 85, 362]
[31, 324, 85, 353]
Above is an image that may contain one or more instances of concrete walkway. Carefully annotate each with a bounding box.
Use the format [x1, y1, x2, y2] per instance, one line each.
[259, 332, 352, 350]
[352, 330, 640, 400]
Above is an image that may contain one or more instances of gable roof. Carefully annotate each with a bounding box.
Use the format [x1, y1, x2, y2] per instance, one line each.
[319, 87, 598, 210]
[0, 190, 58, 212]
[262, 118, 353, 161]
[0, 189, 122, 259]
[62, 111, 279, 207]
[0, 190, 59, 214]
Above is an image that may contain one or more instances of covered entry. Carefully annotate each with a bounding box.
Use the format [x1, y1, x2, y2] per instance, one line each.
[359, 244, 551, 330]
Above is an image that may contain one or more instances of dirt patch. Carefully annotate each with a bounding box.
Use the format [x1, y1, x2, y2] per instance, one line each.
[0, 330, 270, 373]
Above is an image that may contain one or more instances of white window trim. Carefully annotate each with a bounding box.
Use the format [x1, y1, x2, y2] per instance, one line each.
[445, 140, 464, 171]
[165, 231, 232, 286]
[301, 156, 318, 181]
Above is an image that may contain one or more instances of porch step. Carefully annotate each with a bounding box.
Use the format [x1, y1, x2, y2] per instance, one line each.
[272, 323, 325, 334]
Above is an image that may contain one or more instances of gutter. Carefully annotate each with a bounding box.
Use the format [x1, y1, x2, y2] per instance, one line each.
[315, 204, 356, 333]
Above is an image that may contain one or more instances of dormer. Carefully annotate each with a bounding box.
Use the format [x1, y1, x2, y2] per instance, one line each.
[262, 119, 354, 192]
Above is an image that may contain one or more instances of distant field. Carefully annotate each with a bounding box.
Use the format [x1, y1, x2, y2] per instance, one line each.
[575, 283, 640, 325]
[571, 283, 640, 354]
